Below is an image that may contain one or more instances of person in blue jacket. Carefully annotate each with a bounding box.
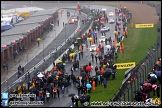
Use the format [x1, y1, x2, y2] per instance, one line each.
[103, 79, 107, 88]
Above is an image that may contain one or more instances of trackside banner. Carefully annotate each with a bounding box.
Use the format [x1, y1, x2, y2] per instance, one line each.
[115, 62, 136, 69]
[135, 24, 154, 28]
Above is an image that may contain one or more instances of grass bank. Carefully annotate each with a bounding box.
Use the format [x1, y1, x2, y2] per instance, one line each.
[89, 23, 159, 102]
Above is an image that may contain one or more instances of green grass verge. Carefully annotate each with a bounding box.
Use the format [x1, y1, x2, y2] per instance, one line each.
[88, 23, 159, 103]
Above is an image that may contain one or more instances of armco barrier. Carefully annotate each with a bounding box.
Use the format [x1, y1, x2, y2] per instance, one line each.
[1, 7, 92, 93]
[111, 2, 161, 102]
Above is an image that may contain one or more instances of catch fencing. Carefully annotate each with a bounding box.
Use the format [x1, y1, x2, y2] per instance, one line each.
[111, 2, 161, 102]
[2, 6, 92, 93]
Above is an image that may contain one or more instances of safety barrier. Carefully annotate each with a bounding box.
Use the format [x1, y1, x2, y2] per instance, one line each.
[111, 2, 161, 102]
[1, 7, 92, 93]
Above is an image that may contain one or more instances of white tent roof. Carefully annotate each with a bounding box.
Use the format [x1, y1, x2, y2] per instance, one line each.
[2, 7, 45, 14]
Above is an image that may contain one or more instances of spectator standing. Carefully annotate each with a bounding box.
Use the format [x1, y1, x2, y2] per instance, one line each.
[103, 79, 107, 88]
[46, 90, 50, 102]
[57, 87, 60, 98]
[71, 96, 75, 107]
[6, 63, 8, 71]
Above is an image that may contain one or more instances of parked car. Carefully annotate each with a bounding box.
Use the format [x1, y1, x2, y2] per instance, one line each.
[109, 12, 114, 16]
[109, 19, 115, 24]
[100, 26, 110, 33]
[89, 44, 97, 52]
[99, 36, 106, 42]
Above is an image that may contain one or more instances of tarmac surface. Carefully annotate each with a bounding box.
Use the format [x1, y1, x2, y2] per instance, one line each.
[1, 9, 87, 91]
[11, 5, 118, 107]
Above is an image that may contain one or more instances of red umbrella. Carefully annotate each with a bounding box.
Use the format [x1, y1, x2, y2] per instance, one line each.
[101, 17, 105, 21]
[86, 66, 92, 71]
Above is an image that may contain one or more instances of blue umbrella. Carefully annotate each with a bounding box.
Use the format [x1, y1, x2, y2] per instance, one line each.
[150, 74, 157, 79]
[86, 83, 92, 89]
[91, 31, 95, 35]
[53, 71, 57, 75]
[156, 71, 161, 75]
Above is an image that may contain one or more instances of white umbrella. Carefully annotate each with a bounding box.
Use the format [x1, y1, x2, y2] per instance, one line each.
[106, 45, 111, 50]
[37, 72, 44, 78]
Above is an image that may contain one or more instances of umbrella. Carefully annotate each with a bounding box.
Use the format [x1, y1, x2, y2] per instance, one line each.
[106, 45, 111, 49]
[79, 95, 87, 103]
[29, 88, 36, 93]
[68, 93, 76, 97]
[118, 25, 122, 28]
[37, 38, 41, 41]
[74, 95, 79, 99]
[92, 31, 95, 35]
[124, 7, 127, 9]
[155, 71, 161, 75]
[53, 71, 57, 75]
[114, 31, 117, 34]
[80, 71, 86, 76]
[101, 17, 105, 21]
[150, 74, 157, 79]
[150, 77, 157, 83]
[86, 83, 92, 89]
[105, 68, 112, 73]
[87, 37, 92, 41]
[37, 72, 44, 78]
[145, 98, 153, 103]
[116, 42, 120, 47]
[156, 64, 161, 67]
[69, 53, 75, 57]
[57, 60, 62, 63]
[77, 37, 81, 40]
[86, 66, 92, 71]
[96, 71, 102, 75]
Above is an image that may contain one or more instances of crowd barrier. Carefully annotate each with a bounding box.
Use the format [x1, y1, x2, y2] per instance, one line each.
[2, 6, 92, 93]
[111, 2, 161, 102]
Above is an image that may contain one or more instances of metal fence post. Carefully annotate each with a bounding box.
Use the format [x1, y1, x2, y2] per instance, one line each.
[138, 67, 143, 82]
[119, 88, 126, 101]
[148, 48, 154, 67]
[142, 61, 147, 81]
[146, 51, 152, 71]
[123, 84, 129, 101]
